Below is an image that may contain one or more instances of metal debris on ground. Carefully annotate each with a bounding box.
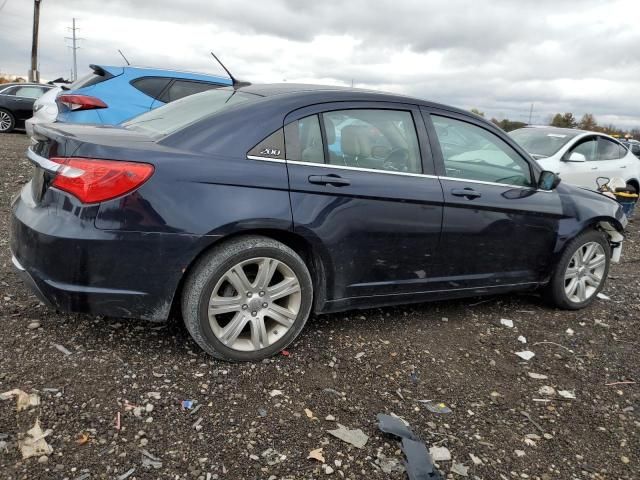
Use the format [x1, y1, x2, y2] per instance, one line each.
[419, 400, 452, 414]
[326, 424, 369, 449]
[0, 389, 40, 411]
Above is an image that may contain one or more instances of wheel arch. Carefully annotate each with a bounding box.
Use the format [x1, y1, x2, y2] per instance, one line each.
[169, 228, 330, 320]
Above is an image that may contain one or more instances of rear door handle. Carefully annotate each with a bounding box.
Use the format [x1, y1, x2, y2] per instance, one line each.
[308, 174, 351, 187]
[451, 187, 481, 199]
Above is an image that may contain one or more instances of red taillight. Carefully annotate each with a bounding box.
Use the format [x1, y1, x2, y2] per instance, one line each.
[50, 157, 154, 203]
[58, 94, 108, 111]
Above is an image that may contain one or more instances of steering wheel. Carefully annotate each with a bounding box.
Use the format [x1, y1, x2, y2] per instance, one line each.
[383, 147, 410, 172]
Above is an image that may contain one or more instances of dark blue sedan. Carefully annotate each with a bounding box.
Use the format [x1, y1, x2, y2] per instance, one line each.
[10, 84, 627, 361]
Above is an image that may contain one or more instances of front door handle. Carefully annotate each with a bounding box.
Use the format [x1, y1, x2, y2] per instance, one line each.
[308, 174, 351, 187]
[451, 187, 481, 199]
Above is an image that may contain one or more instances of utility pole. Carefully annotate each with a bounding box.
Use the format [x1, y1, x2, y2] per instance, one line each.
[29, 0, 42, 82]
[65, 18, 81, 81]
[528, 103, 534, 125]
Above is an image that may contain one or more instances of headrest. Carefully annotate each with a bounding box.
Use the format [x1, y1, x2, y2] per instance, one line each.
[341, 125, 371, 157]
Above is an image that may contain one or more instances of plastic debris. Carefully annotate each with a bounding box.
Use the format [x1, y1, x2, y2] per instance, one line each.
[451, 462, 469, 477]
[280, 350, 290, 357]
[75, 432, 90, 445]
[527, 372, 548, 380]
[518, 335, 527, 344]
[19, 420, 53, 459]
[558, 390, 576, 399]
[181, 400, 194, 410]
[402, 438, 443, 479]
[116, 468, 136, 480]
[515, 351, 535, 361]
[377, 414, 443, 479]
[500, 318, 514, 328]
[53, 343, 72, 356]
[141, 449, 162, 469]
[419, 400, 452, 414]
[377, 414, 417, 440]
[327, 424, 369, 449]
[0, 389, 40, 412]
[114, 412, 121, 431]
[307, 447, 325, 463]
[596, 292, 610, 300]
[429, 446, 451, 462]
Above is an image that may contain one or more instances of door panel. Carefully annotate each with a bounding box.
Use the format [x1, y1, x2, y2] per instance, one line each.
[424, 109, 562, 288]
[284, 103, 444, 300]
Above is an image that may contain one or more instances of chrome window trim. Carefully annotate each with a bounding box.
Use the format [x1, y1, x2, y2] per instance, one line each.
[246, 155, 286, 163]
[285, 159, 437, 179]
[246, 155, 555, 192]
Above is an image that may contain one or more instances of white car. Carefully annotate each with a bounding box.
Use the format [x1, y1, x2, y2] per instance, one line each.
[509, 127, 640, 192]
[25, 86, 61, 137]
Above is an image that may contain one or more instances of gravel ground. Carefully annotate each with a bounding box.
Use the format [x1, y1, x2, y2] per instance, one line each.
[0, 132, 638, 480]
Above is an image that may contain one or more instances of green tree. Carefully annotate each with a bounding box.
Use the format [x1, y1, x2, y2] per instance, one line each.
[578, 113, 598, 131]
[470, 108, 485, 117]
[550, 113, 577, 128]
[491, 118, 527, 132]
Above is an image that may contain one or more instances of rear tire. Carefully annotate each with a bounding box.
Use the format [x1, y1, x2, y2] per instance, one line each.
[544, 229, 610, 310]
[0, 109, 15, 133]
[182, 235, 313, 362]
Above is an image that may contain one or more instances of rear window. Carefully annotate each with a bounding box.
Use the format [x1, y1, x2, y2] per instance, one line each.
[159, 80, 221, 103]
[131, 77, 172, 99]
[123, 88, 258, 137]
[509, 128, 580, 158]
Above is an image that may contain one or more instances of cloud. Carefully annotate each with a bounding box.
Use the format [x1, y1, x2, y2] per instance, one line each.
[1, 0, 639, 128]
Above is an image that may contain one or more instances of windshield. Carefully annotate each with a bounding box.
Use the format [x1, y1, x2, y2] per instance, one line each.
[123, 88, 258, 137]
[509, 128, 580, 158]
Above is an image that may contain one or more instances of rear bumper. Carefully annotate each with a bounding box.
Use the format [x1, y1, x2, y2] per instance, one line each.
[10, 184, 211, 321]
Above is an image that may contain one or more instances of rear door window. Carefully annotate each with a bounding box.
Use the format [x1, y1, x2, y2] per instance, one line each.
[597, 137, 624, 160]
[160, 80, 220, 103]
[284, 115, 324, 164]
[131, 77, 172, 99]
[14, 86, 46, 99]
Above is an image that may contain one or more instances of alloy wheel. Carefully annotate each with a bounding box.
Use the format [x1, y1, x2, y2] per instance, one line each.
[207, 257, 301, 352]
[0, 111, 11, 131]
[564, 241, 606, 303]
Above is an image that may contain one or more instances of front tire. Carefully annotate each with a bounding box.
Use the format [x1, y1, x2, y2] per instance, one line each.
[544, 229, 610, 309]
[182, 236, 313, 361]
[0, 109, 15, 133]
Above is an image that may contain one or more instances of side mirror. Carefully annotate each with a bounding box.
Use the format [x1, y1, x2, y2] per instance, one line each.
[538, 170, 561, 190]
[565, 152, 586, 162]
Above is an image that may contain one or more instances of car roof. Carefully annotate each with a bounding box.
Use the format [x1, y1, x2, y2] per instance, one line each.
[101, 65, 232, 84]
[230, 83, 476, 116]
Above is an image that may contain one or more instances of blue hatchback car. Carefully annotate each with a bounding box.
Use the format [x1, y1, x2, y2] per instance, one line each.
[55, 64, 232, 124]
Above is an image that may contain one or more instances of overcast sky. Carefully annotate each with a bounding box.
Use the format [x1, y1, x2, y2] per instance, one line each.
[1, 0, 639, 127]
